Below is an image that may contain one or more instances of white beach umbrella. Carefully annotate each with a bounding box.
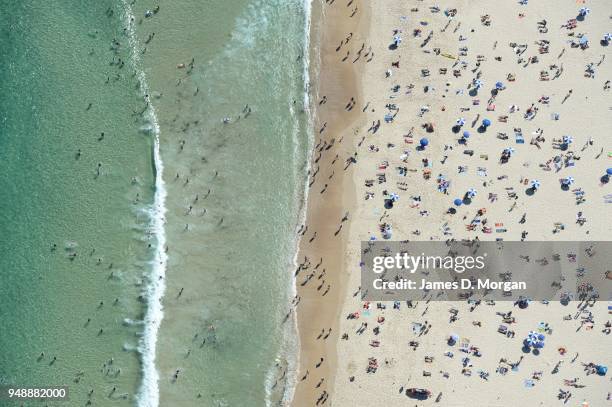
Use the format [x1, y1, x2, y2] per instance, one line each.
[562, 135, 573, 144]
[473, 79, 483, 89]
[578, 7, 590, 17]
[466, 188, 477, 198]
[563, 176, 575, 185]
[603, 33, 612, 43]
[390, 192, 400, 201]
[530, 180, 541, 190]
[456, 117, 466, 126]
[504, 147, 515, 156]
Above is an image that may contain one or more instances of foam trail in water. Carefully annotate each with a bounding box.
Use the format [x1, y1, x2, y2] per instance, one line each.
[120, 2, 167, 406]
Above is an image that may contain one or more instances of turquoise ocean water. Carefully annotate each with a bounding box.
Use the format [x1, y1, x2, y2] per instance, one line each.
[0, 0, 310, 406]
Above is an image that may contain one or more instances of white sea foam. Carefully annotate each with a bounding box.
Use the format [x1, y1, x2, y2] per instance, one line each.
[272, 0, 314, 405]
[120, 2, 167, 407]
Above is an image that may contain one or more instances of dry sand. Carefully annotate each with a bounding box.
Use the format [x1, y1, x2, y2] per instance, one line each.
[294, 0, 611, 405]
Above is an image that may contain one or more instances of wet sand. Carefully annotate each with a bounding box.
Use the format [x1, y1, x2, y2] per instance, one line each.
[292, 0, 370, 405]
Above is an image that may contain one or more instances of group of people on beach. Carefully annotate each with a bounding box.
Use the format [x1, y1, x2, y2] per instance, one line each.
[292, 0, 610, 405]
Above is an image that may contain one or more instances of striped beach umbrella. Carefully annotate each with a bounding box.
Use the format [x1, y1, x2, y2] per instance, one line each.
[578, 7, 590, 17]
[562, 135, 574, 145]
[525, 331, 538, 347]
[527, 331, 539, 343]
[474, 79, 483, 89]
[504, 147, 515, 156]
[466, 188, 477, 198]
[389, 192, 400, 201]
[530, 180, 541, 190]
[456, 117, 466, 126]
[604, 33, 612, 44]
[562, 176, 575, 186]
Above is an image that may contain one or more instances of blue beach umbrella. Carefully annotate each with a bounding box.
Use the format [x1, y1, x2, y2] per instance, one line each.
[482, 118, 491, 127]
[420, 138, 429, 147]
[579, 36, 589, 46]
[453, 198, 463, 206]
[606, 168, 612, 176]
[463, 131, 470, 138]
[596, 365, 608, 376]
[495, 81, 504, 90]
[537, 334, 545, 341]
[534, 341, 544, 349]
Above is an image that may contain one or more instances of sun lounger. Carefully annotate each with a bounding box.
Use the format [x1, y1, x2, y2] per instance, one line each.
[497, 132, 508, 139]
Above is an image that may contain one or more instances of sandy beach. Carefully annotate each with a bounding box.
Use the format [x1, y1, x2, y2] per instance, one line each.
[294, 0, 611, 405]
[292, 0, 369, 404]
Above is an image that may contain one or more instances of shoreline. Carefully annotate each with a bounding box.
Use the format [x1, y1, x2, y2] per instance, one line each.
[292, 0, 370, 404]
[273, 0, 316, 404]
